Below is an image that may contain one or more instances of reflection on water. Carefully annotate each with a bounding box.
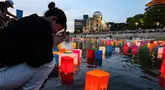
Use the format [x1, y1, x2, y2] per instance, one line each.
[42, 39, 165, 90]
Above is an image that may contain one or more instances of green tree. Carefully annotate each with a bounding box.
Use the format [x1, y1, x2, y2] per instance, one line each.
[144, 4, 165, 28]
[126, 14, 144, 29]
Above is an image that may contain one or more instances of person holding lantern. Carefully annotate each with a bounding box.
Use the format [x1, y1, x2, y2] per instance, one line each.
[0, 3, 67, 90]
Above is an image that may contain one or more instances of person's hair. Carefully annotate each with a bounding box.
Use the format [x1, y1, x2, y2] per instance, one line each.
[48, 2, 55, 10]
[44, 8, 67, 30]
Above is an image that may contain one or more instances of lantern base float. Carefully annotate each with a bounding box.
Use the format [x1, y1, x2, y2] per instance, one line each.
[60, 72, 74, 85]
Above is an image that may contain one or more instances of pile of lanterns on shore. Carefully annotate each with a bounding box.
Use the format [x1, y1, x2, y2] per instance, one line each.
[52, 37, 165, 89]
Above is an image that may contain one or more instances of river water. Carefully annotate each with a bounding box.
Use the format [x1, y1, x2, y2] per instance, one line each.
[41, 40, 164, 90]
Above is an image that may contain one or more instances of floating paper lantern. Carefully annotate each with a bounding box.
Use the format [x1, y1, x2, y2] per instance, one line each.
[101, 40, 105, 45]
[99, 46, 106, 59]
[85, 69, 110, 90]
[116, 41, 118, 47]
[59, 48, 66, 53]
[60, 56, 74, 85]
[106, 46, 113, 56]
[106, 40, 111, 46]
[158, 47, 164, 59]
[161, 59, 165, 75]
[147, 43, 151, 48]
[115, 47, 120, 53]
[87, 49, 95, 65]
[92, 39, 95, 44]
[160, 75, 165, 89]
[92, 48, 98, 51]
[53, 51, 61, 66]
[53, 46, 58, 51]
[141, 41, 145, 47]
[136, 41, 141, 47]
[65, 50, 73, 54]
[113, 41, 116, 47]
[138, 46, 152, 69]
[163, 48, 165, 60]
[73, 42, 77, 49]
[111, 41, 114, 47]
[95, 50, 103, 67]
[58, 43, 62, 49]
[118, 42, 123, 50]
[149, 43, 154, 51]
[123, 44, 128, 55]
[58, 53, 78, 66]
[132, 46, 138, 56]
[72, 49, 81, 66]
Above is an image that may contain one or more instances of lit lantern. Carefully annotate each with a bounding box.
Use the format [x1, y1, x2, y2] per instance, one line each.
[132, 46, 138, 56]
[92, 39, 94, 44]
[60, 56, 74, 85]
[162, 48, 165, 60]
[118, 42, 123, 50]
[113, 41, 116, 47]
[149, 43, 154, 51]
[138, 46, 152, 69]
[59, 48, 66, 53]
[87, 49, 95, 65]
[111, 41, 114, 47]
[157, 47, 164, 59]
[154, 41, 157, 44]
[58, 53, 78, 72]
[101, 40, 105, 45]
[99, 46, 106, 59]
[85, 69, 110, 90]
[53, 46, 58, 51]
[73, 42, 77, 49]
[159, 75, 165, 89]
[53, 51, 61, 66]
[95, 50, 103, 67]
[115, 47, 120, 53]
[92, 48, 98, 51]
[161, 60, 165, 76]
[116, 41, 118, 47]
[148, 43, 151, 48]
[58, 43, 62, 49]
[72, 49, 81, 66]
[106, 46, 113, 56]
[65, 50, 73, 54]
[123, 44, 128, 55]
[141, 41, 145, 47]
[106, 40, 111, 46]
[136, 41, 141, 47]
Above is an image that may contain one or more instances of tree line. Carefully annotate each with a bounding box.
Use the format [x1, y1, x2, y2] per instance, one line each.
[108, 4, 165, 31]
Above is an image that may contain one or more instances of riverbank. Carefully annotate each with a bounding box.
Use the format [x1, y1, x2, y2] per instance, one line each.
[72, 32, 165, 40]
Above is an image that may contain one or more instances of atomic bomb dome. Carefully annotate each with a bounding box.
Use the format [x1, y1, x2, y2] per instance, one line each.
[93, 11, 102, 18]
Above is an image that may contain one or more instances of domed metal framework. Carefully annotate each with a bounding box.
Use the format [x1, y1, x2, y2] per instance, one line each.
[93, 11, 103, 18]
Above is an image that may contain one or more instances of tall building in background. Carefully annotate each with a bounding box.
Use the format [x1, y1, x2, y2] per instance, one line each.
[83, 15, 89, 27]
[74, 19, 84, 33]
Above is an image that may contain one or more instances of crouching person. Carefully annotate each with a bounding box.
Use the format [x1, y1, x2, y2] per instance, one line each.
[0, 7, 67, 90]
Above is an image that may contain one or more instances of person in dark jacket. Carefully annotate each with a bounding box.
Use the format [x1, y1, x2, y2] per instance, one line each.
[0, 7, 67, 90]
[48, 2, 56, 10]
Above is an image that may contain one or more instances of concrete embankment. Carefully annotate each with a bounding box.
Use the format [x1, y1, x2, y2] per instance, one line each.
[73, 32, 165, 40]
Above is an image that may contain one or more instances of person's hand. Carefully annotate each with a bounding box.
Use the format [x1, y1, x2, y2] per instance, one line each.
[52, 34, 66, 47]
